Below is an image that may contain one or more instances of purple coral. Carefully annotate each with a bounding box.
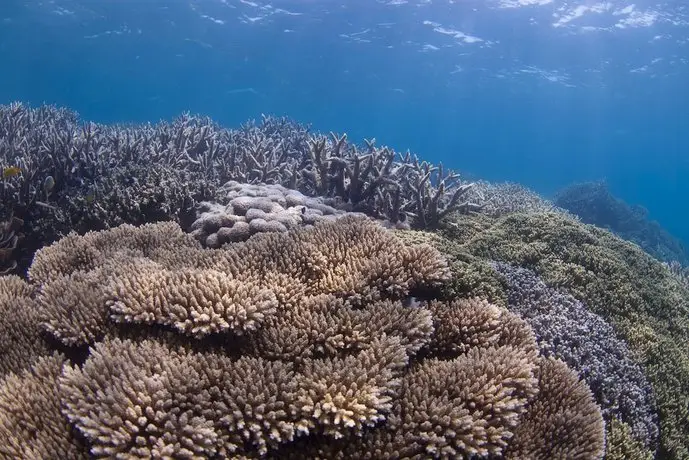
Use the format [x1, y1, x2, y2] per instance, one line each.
[491, 261, 659, 450]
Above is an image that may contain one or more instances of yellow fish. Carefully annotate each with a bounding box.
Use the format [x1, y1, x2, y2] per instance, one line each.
[2, 166, 21, 179]
[85, 186, 96, 204]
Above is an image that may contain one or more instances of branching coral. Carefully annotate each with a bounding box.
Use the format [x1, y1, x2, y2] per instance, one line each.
[0, 103, 215, 272]
[0, 216, 604, 458]
[60, 338, 303, 458]
[28, 221, 201, 285]
[0, 275, 47, 377]
[0, 216, 23, 275]
[109, 263, 280, 337]
[441, 210, 689, 458]
[665, 260, 689, 289]
[504, 357, 606, 459]
[492, 261, 658, 449]
[1, 103, 479, 274]
[393, 345, 538, 457]
[272, 297, 604, 460]
[27, 222, 202, 345]
[464, 180, 570, 218]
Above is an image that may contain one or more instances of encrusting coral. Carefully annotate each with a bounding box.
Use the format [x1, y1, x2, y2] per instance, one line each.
[0, 216, 605, 458]
[190, 180, 365, 247]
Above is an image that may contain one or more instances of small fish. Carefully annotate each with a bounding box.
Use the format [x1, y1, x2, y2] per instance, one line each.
[35, 201, 58, 211]
[85, 186, 96, 204]
[2, 166, 21, 179]
[43, 175, 55, 193]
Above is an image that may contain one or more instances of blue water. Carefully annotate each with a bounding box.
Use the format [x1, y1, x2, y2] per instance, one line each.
[1, 0, 688, 243]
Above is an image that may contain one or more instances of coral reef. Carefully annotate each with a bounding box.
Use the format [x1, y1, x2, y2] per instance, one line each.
[492, 261, 658, 448]
[554, 181, 689, 265]
[0, 217, 604, 458]
[190, 181, 367, 247]
[1, 103, 478, 272]
[605, 418, 655, 460]
[0, 216, 22, 275]
[0, 103, 217, 272]
[665, 260, 689, 289]
[465, 180, 568, 218]
[0, 354, 86, 459]
[6, 101, 687, 459]
[502, 357, 608, 459]
[301, 134, 481, 227]
[0, 275, 47, 378]
[440, 210, 689, 459]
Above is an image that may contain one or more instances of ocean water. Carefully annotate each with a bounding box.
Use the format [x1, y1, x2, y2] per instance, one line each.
[1, 0, 687, 243]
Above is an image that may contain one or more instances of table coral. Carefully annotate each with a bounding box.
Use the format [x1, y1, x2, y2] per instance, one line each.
[0, 216, 604, 458]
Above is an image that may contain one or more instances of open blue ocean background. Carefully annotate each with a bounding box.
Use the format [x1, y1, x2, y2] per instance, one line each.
[1, 0, 687, 243]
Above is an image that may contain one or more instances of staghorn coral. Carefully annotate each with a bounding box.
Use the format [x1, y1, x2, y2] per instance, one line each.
[0, 104, 215, 272]
[441, 210, 689, 458]
[2, 102, 480, 274]
[492, 261, 658, 449]
[0, 216, 604, 458]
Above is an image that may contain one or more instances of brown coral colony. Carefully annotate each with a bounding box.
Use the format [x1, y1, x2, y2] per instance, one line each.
[0, 216, 605, 458]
